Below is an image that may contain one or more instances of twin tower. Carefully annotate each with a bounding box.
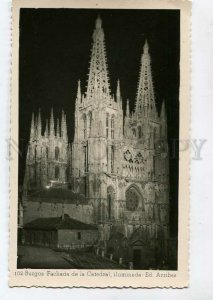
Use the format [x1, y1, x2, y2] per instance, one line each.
[23, 16, 169, 261]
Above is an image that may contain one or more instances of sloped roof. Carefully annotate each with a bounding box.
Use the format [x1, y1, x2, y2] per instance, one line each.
[24, 215, 97, 231]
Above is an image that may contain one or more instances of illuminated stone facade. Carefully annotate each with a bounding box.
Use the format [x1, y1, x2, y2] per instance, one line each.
[22, 16, 169, 267]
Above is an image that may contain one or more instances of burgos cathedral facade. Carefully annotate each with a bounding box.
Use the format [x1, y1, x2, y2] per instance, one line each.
[21, 16, 169, 268]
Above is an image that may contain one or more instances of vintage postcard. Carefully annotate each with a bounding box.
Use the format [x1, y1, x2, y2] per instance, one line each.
[10, 0, 191, 288]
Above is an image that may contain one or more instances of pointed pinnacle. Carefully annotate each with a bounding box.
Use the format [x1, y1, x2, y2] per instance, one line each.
[77, 80, 81, 99]
[160, 101, 167, 120]
[61, 110, 67, 139]
[45, 119, 49, 136]
[56, 118, 60, 137]
[37, 108, 41, 123]
[96, 15, 102, 29]
[31, 112, 35, 124]
[116, 79, 121, 100]
[143, 39, 149, 54]
[37, 108, 42, 136]
[30, 112, 35, 140]
[50, 107, 54, 120]
[50, 107, 55, 135]
[126, 99, 130, 117]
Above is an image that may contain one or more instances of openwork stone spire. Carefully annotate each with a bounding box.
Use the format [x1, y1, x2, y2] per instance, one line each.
[44, 119, 49, 137]
[37, 109, 42, 137]
[136, 40, 157, 118]
[160, 101, 167, 121]
[50, 107, 55, 136]
[77, 80, 81, 100]
[86, 15, 110, 101]
[61, 110, 68, 140]
[56, 118, 60, 137]
[126, 99, 130, 117]
[116, 80, 121, 100]
[30, 112, 35, 141]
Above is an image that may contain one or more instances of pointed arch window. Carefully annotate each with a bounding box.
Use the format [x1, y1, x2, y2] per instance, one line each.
[55, 166, 60, 179]
[153, 127, 157, 144]
[111, 115, 115, 139]
[34, 147, 37, 161]
[107, 194, 112, 219]
[55, 146, 59, 161]
[88, 111, 92, 136]
[106, 145, 109, 168]
[111, 145, 115, 173]
[83, 141, 88, 173]
[132, 128, 136, 137]
[138, 126, 142, 139]
[106, 113, 109, 138]
[83, 114, 87, 139]
[46, 147, 49, 159]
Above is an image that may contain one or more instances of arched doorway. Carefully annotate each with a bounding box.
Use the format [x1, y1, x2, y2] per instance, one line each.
[129, 228, 155, 269]
[131, 241, 150, 269]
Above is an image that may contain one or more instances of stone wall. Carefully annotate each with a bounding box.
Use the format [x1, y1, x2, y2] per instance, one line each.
[58, 229, 98, 247]
[23, 198, 94, 225]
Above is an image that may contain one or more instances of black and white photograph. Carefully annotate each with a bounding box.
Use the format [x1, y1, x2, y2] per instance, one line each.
[16, 8, 180, 271]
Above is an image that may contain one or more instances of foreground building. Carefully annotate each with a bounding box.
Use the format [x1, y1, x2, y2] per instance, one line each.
[23, 214, 98, 249]
[21, 16, 169, 269]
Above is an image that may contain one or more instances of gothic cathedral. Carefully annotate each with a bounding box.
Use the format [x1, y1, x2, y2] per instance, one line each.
[22, 16, 169, 267]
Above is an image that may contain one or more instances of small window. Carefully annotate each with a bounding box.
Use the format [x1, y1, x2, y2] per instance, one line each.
[106, 145, 108, 166]
[35, 148, 37, 160]
[138, 126, 142, 139]
[111, 115, 115, 139]
[46, 147, 49, 158]
[88, 111, 92, 135]
[111, 145, 114, 173]
[107, 194, 112, 219]
[55, 146, 59, 160]
[83, 114, 87, 139]
[132, 128, 136, 137]
[77, 232, 81, 240]
[106, 113, 109, 138]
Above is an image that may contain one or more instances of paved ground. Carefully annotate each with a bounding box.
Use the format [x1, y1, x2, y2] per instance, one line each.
[18, 246, 76, 269]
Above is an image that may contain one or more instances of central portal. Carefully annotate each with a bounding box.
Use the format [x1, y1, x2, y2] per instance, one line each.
[133, 249, 141, 269]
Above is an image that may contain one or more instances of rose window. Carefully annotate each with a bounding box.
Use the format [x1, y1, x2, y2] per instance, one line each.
[126, 187, 140, 211]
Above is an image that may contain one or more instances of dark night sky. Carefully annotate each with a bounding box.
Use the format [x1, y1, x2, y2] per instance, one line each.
[19, 9, 180, 236]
